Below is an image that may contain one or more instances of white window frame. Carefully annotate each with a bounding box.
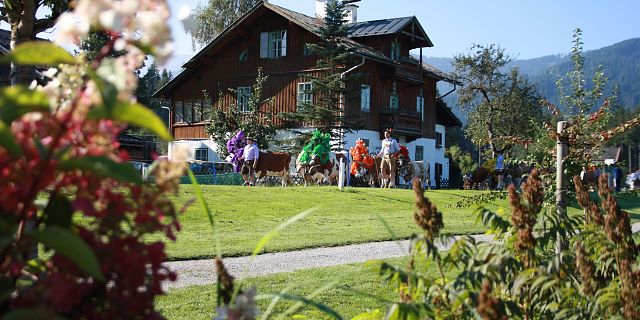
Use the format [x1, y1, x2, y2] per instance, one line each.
[194, 99, 202, 122]
[195, 148, 208, 161]
[416, 94, 424, 114]
[260, 30, 287, 59]
[184, 100, 193, 123]
[415, 145, 424, 161]
[237, 86, 251, 112]
[360, 85, 370, 112]
[175, 100, 184, 123]
[297, 82, 313, 108]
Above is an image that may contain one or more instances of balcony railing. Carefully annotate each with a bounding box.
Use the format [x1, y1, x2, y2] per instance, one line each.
[395, 56, 423, 83]
[379, 108, 422, 136]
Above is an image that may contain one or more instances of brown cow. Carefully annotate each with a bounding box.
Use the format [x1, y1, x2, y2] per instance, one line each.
[466, 167, 490, 190]
[244, 151, 291, 187]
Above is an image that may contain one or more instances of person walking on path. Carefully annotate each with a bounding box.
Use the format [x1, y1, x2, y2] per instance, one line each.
[377, 129, 400, 188]
[239, 137, 259, 186]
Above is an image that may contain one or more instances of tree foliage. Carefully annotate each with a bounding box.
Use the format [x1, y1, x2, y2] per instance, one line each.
[206, 68, 277, 158]
[279, 0, 361, 148]
[0, 1, 181, 318]
[454, 44, 544, 157]
[1, 0, 73, 84]
[189, 0, 260, 48]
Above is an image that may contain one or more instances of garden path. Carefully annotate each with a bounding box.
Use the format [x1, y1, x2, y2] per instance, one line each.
[164, 221, 640, 290]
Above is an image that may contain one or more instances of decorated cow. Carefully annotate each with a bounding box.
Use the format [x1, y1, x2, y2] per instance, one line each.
[349, 139, 377, 187]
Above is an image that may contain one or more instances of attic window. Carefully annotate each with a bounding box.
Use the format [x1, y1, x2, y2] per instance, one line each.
[260, 30, 287, 59]
[239, 50, 248, 62]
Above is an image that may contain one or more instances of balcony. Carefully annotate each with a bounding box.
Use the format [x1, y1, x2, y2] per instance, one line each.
[395, 56, 423, 83]
[379, 109, 422, 136]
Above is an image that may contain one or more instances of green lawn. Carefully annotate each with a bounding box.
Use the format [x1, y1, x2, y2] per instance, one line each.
[159, 186, 506, 260]
[156, 256, 453, 320]
[158, 186, 640, 261]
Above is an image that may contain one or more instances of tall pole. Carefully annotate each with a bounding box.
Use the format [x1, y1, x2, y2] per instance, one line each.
[556, 121, 568, 254]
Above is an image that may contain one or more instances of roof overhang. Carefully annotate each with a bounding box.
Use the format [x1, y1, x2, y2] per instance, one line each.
[435, 99, 462, 127]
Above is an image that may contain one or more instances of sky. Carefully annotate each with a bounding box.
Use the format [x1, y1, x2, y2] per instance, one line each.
[165, 0, 640, 71]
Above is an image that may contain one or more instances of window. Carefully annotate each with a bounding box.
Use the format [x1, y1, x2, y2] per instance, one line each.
[193, 100, 202, 122]
[415, 145, 424, 161]
[436, 132, 443, 148]
[416, 94, 424, 114]
[390, 39, 400, 60]
[202, 99, 212, 121]
[175, 100, 184, 123]
[195, 148, 208, 161]
[184, 100, 193, 123]
[260, 30, 287, 59]
[297, 82, 313, 108]
[360, 85, 370, 112]
[239, 50, 248, 62]
[389, 82, 398, 109]
[237, 86, 251, 112]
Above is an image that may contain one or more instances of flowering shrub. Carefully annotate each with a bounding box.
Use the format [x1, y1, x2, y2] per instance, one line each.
[359, 173, 639, 319]
[0, 0, 185, 318]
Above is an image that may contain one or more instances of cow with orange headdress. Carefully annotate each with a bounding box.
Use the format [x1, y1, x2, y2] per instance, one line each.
[349, 139, 378, 187]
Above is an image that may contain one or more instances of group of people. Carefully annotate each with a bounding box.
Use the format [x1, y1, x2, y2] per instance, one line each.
[227, 128, 412, 187]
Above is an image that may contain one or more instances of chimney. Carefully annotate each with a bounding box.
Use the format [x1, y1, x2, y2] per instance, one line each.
[315, 0, 360, 23]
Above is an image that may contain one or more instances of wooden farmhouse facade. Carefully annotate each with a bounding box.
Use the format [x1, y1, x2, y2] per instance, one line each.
[154, 0, 461, 185]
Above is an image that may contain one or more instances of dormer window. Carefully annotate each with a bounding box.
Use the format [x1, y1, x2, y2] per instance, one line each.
[260, 30, 287, 59]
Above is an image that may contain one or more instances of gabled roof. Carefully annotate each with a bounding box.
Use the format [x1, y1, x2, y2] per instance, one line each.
[155, 1, 455, 97]
[348, 16, 433, 47]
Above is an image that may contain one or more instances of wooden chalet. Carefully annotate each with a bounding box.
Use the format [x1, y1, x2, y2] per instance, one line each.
[154, 0, 461, 185]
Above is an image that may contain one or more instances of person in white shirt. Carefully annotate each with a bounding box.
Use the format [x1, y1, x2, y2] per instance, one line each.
[377, 129, 400, 187]
[239, 137, 259, 186]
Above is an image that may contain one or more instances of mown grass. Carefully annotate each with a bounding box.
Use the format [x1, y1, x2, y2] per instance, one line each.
[156, 186, 640, 261]
[156, 256, 455, 320]
[157, 186, 506, 260]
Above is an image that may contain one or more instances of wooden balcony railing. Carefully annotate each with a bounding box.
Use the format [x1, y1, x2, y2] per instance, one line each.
[395, 56, 423, 83]
[379, 108, 422, 136]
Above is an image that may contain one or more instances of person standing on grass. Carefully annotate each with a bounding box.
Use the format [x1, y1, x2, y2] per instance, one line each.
[377, 129, 400, 188]
[239, 137, 259, 186]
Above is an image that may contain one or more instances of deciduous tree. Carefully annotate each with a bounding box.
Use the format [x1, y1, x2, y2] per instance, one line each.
[0, 0, 73, 84]
[188, 0, 260, 48]
[454, 44, 543, 158]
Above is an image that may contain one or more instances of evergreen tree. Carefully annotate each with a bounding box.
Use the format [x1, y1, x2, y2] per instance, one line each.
[189, 0, 260, 48]
[280, 0, 361, 149]
[78, 28, 124, 61]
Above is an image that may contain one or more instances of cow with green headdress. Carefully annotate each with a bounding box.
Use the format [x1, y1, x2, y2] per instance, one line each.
[296, 129, 333, 186]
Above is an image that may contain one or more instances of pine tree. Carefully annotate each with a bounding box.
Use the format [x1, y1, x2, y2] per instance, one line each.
[280, 0, 361, 149]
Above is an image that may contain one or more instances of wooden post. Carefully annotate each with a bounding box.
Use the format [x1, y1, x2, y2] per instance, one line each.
[556, 121, 568, 254]
[338, 157, 345, 191]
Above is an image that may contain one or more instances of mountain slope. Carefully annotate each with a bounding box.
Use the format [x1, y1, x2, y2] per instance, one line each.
[423, 37, 640, 112]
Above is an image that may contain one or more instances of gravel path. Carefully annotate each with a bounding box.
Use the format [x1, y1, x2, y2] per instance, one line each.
[164, 234, 494, 290]
[164, 221, 640, 291]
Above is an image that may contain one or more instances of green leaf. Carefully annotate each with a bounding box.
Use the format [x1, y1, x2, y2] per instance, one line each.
[88, 101, 172, 141]
[1, 308, 66, 320]
[0, 86, 50, 123]
[58, 156, 143, 185]
[26, 226, 105, 281]
[43, 195, 73, 229]
[0, 122, 21, 156]
[0, 41, 77, 65]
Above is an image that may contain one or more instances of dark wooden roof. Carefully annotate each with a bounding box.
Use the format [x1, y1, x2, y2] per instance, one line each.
[435, 99, 462, 127]
[348, 16, 433, 47]
[155, 1, 455, 97]
[422, 62, 460, 85]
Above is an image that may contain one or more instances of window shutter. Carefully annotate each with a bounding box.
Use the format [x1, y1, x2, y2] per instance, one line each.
[260, 32, 268, 58]
[281, 30, 287, 57]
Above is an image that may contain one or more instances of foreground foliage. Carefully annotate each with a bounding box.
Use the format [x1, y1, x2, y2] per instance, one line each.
[0, 1, 182, 318]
